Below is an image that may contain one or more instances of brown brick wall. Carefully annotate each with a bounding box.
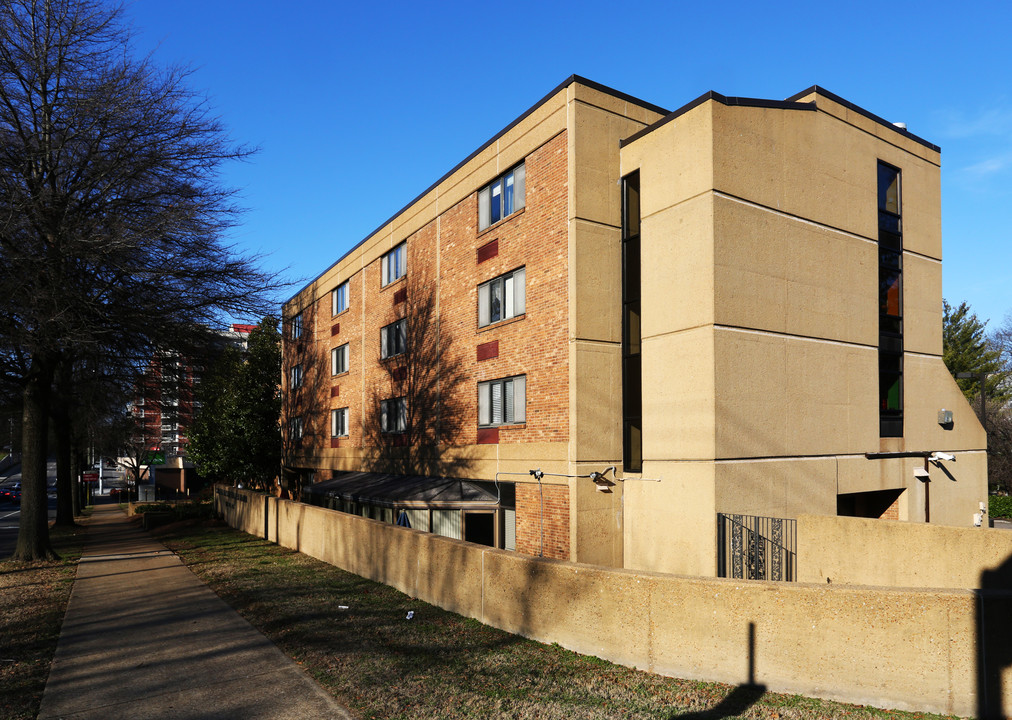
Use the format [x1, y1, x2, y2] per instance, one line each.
[516, 481, 570, 560]
[283, 129, 570, 470]
[880, 493, 901, 521]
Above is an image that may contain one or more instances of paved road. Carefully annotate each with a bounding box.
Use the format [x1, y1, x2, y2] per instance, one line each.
[0, 460, 58, 559]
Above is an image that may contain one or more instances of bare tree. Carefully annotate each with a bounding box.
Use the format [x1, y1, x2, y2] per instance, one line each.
[0, 0, 280, 559]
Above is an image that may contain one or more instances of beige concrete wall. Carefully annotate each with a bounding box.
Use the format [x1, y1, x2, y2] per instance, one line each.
[798, 513, 1012, 588]
[566, 92, 664, 567]
[624, 461, 716, 576]
[711, 194, 878, 346]
[713, 328, 879, 459]
[216, 486, 1012, 717]
[714, 457, 838, 519]
[710, 100, 941, 259]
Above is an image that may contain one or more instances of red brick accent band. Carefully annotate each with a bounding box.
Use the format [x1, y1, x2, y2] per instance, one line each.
[476, 427, 499, 444]
[476, 340, 499, 361]
[477, 238, 499, 263]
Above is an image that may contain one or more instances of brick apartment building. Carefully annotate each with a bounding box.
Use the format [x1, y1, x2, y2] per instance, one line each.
[129, 324, 253, 493]
[282, 76, 986, 577]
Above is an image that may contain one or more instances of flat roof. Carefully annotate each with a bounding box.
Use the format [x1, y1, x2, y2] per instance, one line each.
[285, 75, 669, 308]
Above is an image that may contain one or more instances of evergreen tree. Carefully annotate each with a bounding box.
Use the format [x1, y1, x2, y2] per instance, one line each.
[188, 318, 281, 490]
[942, 300, 1009, 406]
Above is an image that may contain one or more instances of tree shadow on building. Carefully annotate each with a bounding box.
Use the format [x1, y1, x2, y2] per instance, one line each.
[362, 280, 472, 479]
[669, 622, 766, 720]
[282, 282, 330, 496]
[977, 553, 1012, 718]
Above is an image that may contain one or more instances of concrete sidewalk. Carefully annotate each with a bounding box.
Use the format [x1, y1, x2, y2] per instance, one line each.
[38, 504, 352, 719]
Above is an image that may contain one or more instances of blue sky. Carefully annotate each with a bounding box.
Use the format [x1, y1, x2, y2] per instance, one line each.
[128, 0, 1012, 330]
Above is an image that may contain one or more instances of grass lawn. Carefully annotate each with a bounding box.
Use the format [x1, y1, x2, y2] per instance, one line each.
[0, 523, 88, 720]
[154, 521, 965, 720]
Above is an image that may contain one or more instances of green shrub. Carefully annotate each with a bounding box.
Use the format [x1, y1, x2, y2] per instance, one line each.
[989, 495, 1012, 519]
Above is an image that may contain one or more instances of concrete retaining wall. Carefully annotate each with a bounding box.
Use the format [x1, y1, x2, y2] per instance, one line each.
[798, 513, 1012, 589]
[215, 486, 1012, 717]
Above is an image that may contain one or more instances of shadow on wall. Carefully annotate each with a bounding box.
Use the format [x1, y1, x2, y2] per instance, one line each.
[362, 279, 473, 479]
[670, 622, 766, 720]
[282, 281, 329, 493]
[978, 553, 1012, 718]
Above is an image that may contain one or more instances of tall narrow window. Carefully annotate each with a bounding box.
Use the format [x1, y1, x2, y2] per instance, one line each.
[478, 163, 526, 231]
[478, 267, 526, 327]
[331, 408, 349, 437]
[381, 243, 406, 286]
[381, 319, 406, 359]
[290, 313, 303, 340]
[622, 172, 642, 471]
[290, 364, 303, 389]
[478, 375, 526, 426]
[331, 343, 349, 375]
[878, 162, 903, 437]
[380, 397, 407, 433]
[332, 281, 349, 315]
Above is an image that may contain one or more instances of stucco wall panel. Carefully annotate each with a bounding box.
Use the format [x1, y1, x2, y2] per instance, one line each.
[714, 458, 837, 518]
[570, 219, 622, 343]
[620, 103, 714, 220]
[639, 194, 715, 338]
[642, 326, 715, 461]
[711, 102, 941, 261]
[571, 342, 622, 464]
[902, 255, 943, 355]
[712, 195, 877, 344]
[905, 354, 987, 452]
[624, 462, 716, 576]
[570, 100, 653, 226]
[713, 329, 877, 458]
[571, 464, 624, 568]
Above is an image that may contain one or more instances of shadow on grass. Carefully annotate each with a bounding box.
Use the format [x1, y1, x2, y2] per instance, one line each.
[669, 683, 766, 719]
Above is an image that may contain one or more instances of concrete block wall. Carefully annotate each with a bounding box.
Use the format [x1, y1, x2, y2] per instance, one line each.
[216, 486, 1012, 717]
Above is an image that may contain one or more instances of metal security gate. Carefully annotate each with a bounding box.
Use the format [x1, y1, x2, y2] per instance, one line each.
[717, 513, 797, 582]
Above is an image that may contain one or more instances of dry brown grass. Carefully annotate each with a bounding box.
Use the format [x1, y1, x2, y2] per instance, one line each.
[0, 524, 87, 720]
[158, 522, 967, 720]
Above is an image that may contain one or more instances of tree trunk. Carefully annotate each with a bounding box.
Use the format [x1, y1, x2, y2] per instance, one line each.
[71, 448, 82, 517]
[52, 396, 76, 526]
[12, 355, 58, 561]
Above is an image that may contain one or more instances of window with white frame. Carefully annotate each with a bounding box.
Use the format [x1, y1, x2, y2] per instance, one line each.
[290, 364, 303, 389]
[380, 318, 406, 359]
[289, 417, 303, 440]
[331, 407, 349, 437]
[479, 163, 525, 231]
[478, 267, 526, 327]
[332, 281, 349, 316]
[381, 243, 406, 286]
[290, 313, 303, 340]
[478, 375, 526, 426]
[331, 343, 349, 375]
[380, 397, 406, 433]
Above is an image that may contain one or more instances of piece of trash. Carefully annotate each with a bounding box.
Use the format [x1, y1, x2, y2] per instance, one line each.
[405, 611, 415, 620]
[337, 605, 349, 610]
